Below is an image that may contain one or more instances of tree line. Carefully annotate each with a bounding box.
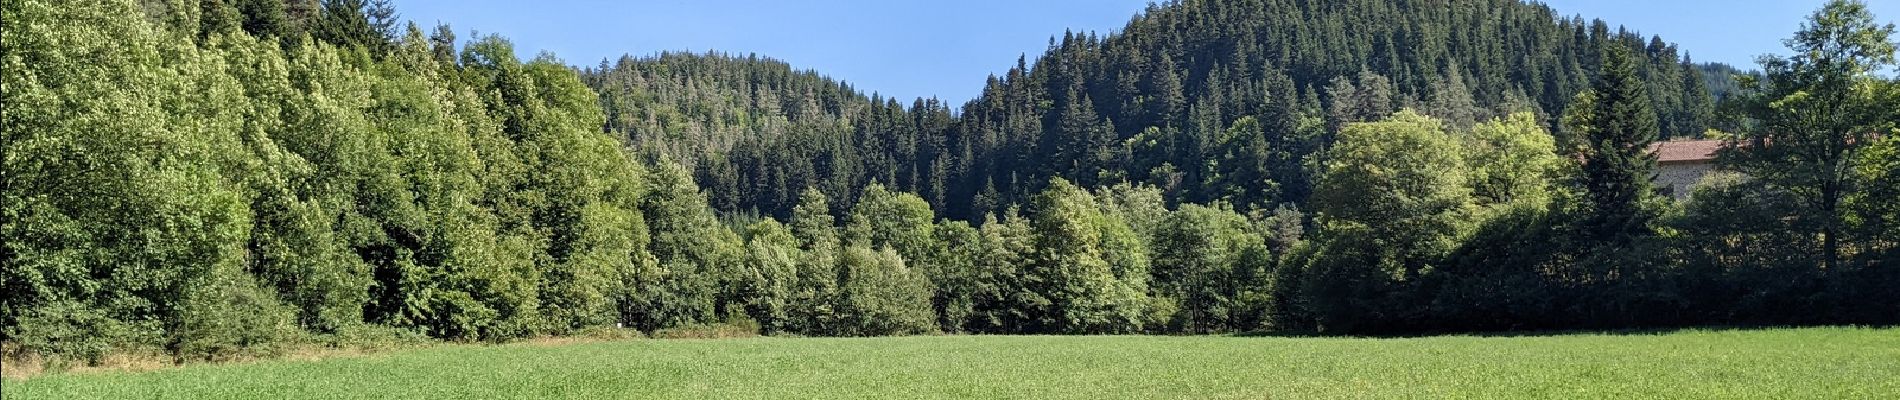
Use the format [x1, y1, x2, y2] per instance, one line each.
[2, 0, 1897, 366]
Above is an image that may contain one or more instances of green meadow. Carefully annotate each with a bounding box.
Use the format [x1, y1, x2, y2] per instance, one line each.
[7, 327, 1896, 399]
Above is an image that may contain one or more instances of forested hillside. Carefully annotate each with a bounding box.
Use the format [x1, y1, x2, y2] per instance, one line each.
[582, 54, 959, 215]
[4, 0, 1897, 370]
[587, 0, 1725, 219]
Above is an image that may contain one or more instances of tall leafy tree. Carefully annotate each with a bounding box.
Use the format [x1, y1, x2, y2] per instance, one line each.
[633, 161, 743, 331]
[3, 0, 270, 355]
[967, 209, 1035, 333]
[1465, 112, 1566, 208]
[1024, 178, 1153, 333]
[1292, 110, 1472, 332]
[844, 183, 938, 261]
[1725, 0, 1899, 270]
[1152, 203, 1271, 333]
[835, 246, 935, 336]
[738, 220, 800, 333]
[928, 221, 985, 333]
[785, 188, 844, 335]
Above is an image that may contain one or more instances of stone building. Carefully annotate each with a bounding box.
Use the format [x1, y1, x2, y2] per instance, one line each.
[1651, 139, 1723, 200]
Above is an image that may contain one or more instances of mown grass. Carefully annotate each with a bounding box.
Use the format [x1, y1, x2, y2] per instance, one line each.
[6, 327, 1896, 399]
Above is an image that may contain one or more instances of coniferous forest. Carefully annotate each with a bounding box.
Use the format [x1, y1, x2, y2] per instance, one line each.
[4, 0, 1898, 365]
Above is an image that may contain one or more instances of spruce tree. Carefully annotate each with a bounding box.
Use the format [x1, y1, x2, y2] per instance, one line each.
[1571, 44, 1661, 243]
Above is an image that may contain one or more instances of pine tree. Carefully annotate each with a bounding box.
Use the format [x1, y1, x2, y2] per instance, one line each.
[233, 0, 292, 39]
[314, 0, 392, 53]
[429, 23, 457, 65]
[1425, 66, 1481, 131]
[1570, 44, 1662, 244]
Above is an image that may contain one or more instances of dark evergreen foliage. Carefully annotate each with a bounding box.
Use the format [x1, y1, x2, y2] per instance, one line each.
[1571, 44, 1663, 244]
[579, 0, 1726, 222]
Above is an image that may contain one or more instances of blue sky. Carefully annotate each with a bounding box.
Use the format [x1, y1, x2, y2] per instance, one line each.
[397, 0, 1900, 105]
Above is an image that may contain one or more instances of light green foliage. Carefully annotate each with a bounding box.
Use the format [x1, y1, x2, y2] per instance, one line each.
[3, 0, 276, 356]
[1311, 110, 1473, 257]
[363, 34, 527, 340]
[215, 30, 368, 336]
[848, 183, 986, 332]
[738, 220, 800, 334]
[13, 328, 1898, 400]
[463, 41, 656, 335]
[844, 183, 938, 273]
[836, 246, 936, 336]
[783, 189, 843, 335]
[1853, 135, 1900, 245]
[1463, 112, 1565, 208]
[1025, 179, 1153, 333]
[3, 0, 673, 359]
[1294, 110, 1473, 332]
[1091, 183, 1169, 243]
[967, 209, 1036, 333]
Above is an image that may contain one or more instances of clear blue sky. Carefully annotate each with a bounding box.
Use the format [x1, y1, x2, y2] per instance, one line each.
[397, 0, 1900, 105]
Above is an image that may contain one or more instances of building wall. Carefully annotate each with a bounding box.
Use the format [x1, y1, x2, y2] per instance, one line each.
[1656, 161, 1715, 200]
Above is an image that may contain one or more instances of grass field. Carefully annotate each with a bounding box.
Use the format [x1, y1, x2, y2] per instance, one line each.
[5, 327, 1896, 399]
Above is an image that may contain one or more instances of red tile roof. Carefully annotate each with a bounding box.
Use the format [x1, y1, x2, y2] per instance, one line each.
[1650, 139, 1722, 164]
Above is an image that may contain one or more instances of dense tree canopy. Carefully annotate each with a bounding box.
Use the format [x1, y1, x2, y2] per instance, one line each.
[3, 0, 1897, 367]
[1724, 0, 1899, 270]
[579, 0, 1729, 221]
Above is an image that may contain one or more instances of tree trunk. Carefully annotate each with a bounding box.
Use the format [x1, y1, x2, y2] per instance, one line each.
[1823, 177, 1840, 271]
